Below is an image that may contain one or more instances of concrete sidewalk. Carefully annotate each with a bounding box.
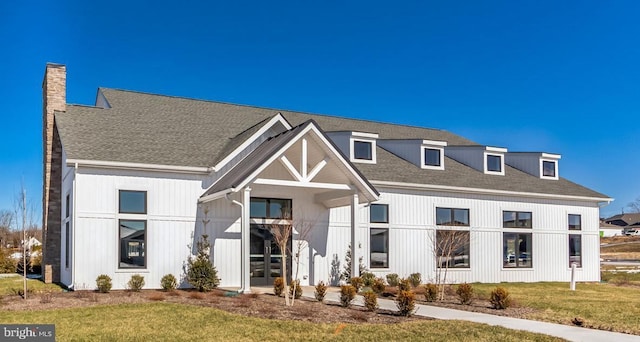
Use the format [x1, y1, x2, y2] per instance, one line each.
[300, 290, 639, 342]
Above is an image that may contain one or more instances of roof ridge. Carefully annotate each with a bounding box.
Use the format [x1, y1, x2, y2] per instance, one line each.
[99, 87, 454, 134]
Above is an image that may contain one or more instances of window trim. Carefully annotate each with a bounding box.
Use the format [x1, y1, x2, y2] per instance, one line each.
[436, 207, 470, 227]
[503, 211, 533, 229]
[568, 234, 582, 268]
[370, 204, 389, 224]
[116, 188, 148, 271]
[541, 159, 558, 180]
[485, 153, 505, 175]
[250, 197, 293, 219]
[421, 146, 445, 170]
[502, 232, 533, 269]
[350, 137, 377, 164]
[568, 214, 581, 231]
[118, 219, 147, 269]
[118, 190, 147, 214]
[370, 227, 389, 269]
[436, 229, 470, 269]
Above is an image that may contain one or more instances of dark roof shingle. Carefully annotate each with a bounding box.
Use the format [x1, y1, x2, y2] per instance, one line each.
[55, 88, 609, 199]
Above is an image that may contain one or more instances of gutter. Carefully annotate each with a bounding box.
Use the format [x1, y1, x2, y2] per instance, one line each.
[370, 180, 613, 203]
[66, 159, 212, 174]
[71, 162, 78, 290]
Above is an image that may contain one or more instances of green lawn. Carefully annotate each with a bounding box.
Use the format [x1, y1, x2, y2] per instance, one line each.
[0, 274, 63, 295]
[0, 302, 562, 341]
[472, 282, 640, 335]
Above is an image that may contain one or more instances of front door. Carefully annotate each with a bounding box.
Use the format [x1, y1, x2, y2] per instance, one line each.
[250, 224, 290, 286]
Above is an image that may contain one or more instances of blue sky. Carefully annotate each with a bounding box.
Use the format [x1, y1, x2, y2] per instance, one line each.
[1, 1, 638, 222]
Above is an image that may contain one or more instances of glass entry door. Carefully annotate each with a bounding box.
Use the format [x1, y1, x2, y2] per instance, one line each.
[250, 224, 290, 286]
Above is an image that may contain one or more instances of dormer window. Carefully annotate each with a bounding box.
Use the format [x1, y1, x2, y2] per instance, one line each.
[354, 141, 373, 160]
[541, 160, 558, 179]
[349, 132, 378, 164]
[424, 148, 441, 167]
[486, 154, 503, 173]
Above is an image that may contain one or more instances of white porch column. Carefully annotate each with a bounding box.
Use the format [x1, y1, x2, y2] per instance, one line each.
[350, 192, 359, 278]
[240, 187, 251, 293]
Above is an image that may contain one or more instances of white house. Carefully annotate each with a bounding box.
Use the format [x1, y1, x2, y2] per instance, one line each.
[41, 64, 611, 290]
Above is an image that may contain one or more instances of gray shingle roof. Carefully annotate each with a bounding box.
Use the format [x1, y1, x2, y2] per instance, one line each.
[55, 88, 609, 199]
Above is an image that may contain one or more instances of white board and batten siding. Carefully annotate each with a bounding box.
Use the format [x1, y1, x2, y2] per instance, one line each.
[365, 188, 601, 283]
[70, 167, 206, 290]
[65, 164, 602, 290]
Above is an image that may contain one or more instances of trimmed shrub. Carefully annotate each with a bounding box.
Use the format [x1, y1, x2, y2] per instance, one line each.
[456, 283, 474, 305]
[160, 274, 178, 291]
[424, 283, 438, 302]
[127, 274, 145, 292]
[372, 277, 386, 294]
[273, 277, 284, 296]
[386, 273, 399, 287]
[289, 279, 303, 299]
[396, 290, 416, 316]
[398, 278, 412, 291]
[186, 234, 220, 292]
[490, 287, 511, 310]
[340, 285, 357, 307]
[96, 274, 112, 293]
[350, 277, 363, 292]
[408, 273, 422, 288]
[314, 281, 327, 302]
[361, 272, 376, 287]
[363, 291, 378, 311]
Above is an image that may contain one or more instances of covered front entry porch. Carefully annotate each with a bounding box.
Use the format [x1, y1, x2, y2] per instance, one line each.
[199, 120, 379, 293]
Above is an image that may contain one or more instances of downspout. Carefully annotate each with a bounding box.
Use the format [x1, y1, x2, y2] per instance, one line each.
[71, 162, 77, 290]
[226, 193, 247, 293]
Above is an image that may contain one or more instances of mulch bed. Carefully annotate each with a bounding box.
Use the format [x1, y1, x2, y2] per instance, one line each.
[0, 288, 429, 324]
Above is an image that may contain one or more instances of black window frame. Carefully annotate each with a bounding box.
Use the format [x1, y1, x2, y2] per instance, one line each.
[250, 198, 292, 219]
[568, 214, 581, 231]
[118, 190, 147, 214]
[65, 222, 70, 269]
[370, 228, 389, 269]
[436, 230, 470, 269]
[436, 207, 470, 227]
[65, 194, 70, 218]
[370, 204, 389, 223]
[569, 234, 582, 268]
[486, 154, 502, 172]
[503, 211, 532, 228]
[353, 140, 373, 160]
[542, 160, 556, 177]
[118, 219, 147, 269]
[503, 232, 532, 268]
[424, 148, 442, 167]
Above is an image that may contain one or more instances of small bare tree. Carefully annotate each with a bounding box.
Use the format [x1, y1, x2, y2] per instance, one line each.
[269, 209, 315, 306]
[628, 197, 640, 213]
[0, 210, 13, 248]
[430, 229, 470, 300]
[270, 216, 294, 306]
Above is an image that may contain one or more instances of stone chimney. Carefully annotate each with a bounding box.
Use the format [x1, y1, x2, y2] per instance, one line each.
[42, 63, 66, 283]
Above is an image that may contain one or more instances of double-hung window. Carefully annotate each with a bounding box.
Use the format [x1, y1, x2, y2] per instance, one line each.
[435, 207, 470, 268]
[503, 211, 532, 268]
[370, 204, 389, 269]
[119, 190, 147, 269]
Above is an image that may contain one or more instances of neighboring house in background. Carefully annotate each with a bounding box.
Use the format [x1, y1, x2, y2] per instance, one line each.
[41, 64, 612, 290]
[599, 220, 623, 237]
[603, 213, 640, 236]
[22, 237, 42, 251]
